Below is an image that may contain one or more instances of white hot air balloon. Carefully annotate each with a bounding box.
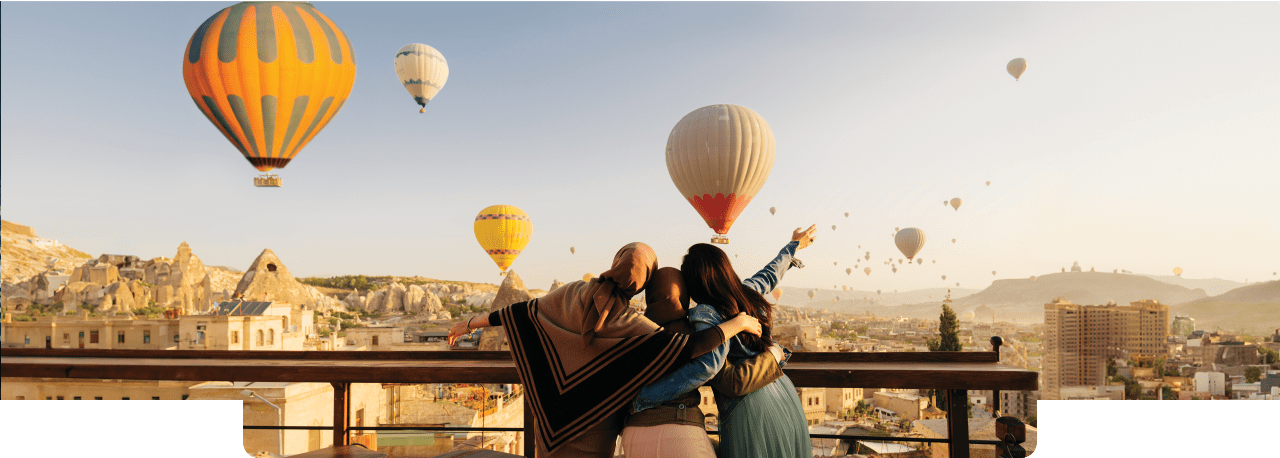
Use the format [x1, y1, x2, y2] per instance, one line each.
[895, 227, 925, 260]
[941, 275, 947, 280]
[1007, 58, 1027, 81]
[864, 267, 872, 276]
[667, 104, 775, 244]
[986, 181, 991, 187]
[846, 268, 852, 275]
[950, 198, 962, 211]
[917, 258, 924, 265]
[808, 290, 816, 299]
[394, 44, 449, 113]
[570, 247, 576, 254]
[770, 207, 777, 215]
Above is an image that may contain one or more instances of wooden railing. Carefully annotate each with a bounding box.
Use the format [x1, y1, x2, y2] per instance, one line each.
[1, 337, 1035, 458]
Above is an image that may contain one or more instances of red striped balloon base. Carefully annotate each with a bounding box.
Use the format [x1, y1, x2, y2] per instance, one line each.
[688, 192, 752, 236]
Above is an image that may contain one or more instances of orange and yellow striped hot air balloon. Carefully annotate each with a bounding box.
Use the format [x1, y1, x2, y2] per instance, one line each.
[474, 205, 533, 273]
[183, 2, 357, 186]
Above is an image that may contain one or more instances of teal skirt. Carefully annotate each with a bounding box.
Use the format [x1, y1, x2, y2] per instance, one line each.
[717, 374, 813, 458]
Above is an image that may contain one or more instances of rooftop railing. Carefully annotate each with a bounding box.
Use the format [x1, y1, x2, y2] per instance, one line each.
[1, 337, 1036, 458]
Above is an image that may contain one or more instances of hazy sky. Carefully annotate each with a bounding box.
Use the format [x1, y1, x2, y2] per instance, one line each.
[2, 1, 1277, 292]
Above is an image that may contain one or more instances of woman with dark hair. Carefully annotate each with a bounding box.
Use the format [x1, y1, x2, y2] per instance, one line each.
[632, 225, 818, 458]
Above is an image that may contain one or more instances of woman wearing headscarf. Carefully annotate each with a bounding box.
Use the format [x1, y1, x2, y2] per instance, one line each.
[631, 226, 819, 458]
[448, 242, 762, 457]
[621, 267, 788, 458]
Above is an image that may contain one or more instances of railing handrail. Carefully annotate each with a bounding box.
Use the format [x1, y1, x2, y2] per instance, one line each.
[0, 348, 998, 363]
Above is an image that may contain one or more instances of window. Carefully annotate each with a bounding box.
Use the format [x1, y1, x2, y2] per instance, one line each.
[182, 395, 189, 400]
[173, 334, 180, 343]
[256, 330, 264, 346]
[232, 331, 239, 344]
[16, 396, 24, 400]
[143, 331, 151, 344]
[267, 329, 274, 345]
[118, 331, 126, 344]
[372, 335, 379, 346]
[89, 331, 99, 344]
[57, 396, 64, 400]
[24, 335, 31, 345]
[46, 397, 52, 400]
[152, 397, 160, 400]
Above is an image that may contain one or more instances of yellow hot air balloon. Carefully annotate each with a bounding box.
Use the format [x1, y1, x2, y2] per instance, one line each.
[844, 212, 850, 218]
[183, 1, 357, 186]
[846, 268, 852, 275]
[992, 271, 997, 276]
[932, 260, 936, 264]
[950, 198, 962, 211]
[394, 43, 449, 113]
[666, 104, 775, 244]
[1007, 58, 1027, 81]
[864, 267, 872, 276]
[1173, 267, 1183, 276]
[769, 207, 777, 215]
[894, 227, 925, 260]
[583, 273, 595, 282]
[952, 238, 957, 244]
[474, 205, 532, 273]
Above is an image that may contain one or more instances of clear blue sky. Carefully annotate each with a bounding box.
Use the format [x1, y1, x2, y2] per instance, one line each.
[3, 1, 1277, 292]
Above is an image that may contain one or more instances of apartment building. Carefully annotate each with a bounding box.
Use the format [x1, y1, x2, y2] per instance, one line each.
[1042, 298, 1168, 400]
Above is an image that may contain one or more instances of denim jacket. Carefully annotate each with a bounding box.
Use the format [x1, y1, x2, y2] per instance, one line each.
[631, 241, 798, 413]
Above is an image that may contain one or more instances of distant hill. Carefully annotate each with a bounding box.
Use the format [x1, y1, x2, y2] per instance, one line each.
[1, 219, 94, 283]
[777, 286, 976, 308]
[1169, 281, 1280, 333]
[1138, 275, 1244, 297]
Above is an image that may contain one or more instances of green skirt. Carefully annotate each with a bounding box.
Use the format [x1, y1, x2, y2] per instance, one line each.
[717, 374, 813, 458]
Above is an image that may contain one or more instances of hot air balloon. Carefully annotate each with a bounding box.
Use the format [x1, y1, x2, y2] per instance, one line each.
[807, 290, 815, 299]
[832, 225, 838, 231]
[667, 104, 775, 244]
[583, 273, 595, 282]
[1030, 276, 1037, 282]
[898, 259, 904, 264]
[992, 271, 997, 276]
[834, 262, 838, 266]
[1173, 267, 1183, 276]
[569, 247, 576, 255]
[1007, 58, 1027, 81]
[956, 282, 960, 287]
[952, 238, 957, 244]
[932, 260, 936, 264]
[892, 266, 898, 273]
[844, 212, 850, 218]
[950, 198, 962, 211]
[183, 1, 357, 187]
[772, 289, 782, 300]
[846, 268, 852, 275]
[832, 298, 837, 304]
[877, 290, 882, 295]
[394, 43, 448, 113]
[941, 275, 947, 280]
[986, 181, 991, 187]
[864, 267, 871, 276]
[894, 227, 926, 261]
[943, 201, 949, 206]
[894, 227, 900, 232]
[474, 205, 532, 273]
[769, 207, 777, 215]
[917, 258, 924, 265]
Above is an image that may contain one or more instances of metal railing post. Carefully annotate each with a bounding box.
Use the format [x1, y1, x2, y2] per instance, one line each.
[332, 382, 350, 447]
[946, 388, 970, 458]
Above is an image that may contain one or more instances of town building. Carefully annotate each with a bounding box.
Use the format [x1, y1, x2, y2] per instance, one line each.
[1042, 298, 1168, 399]
[1058, 385, 1124, 400]
[796, 387, 826, 425]
[1193, 371, 1226, 397]
[1170, 315, 1195, 336]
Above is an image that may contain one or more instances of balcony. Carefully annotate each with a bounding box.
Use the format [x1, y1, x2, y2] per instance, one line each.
[1, 337, 1036, 458]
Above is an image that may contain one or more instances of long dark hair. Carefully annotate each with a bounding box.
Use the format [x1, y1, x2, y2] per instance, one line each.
[680, 243, 773, 352]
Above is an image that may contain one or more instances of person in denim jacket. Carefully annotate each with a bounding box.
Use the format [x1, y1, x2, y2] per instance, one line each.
[632, 225, 818, 458]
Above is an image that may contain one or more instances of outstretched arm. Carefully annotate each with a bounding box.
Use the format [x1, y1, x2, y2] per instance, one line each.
[742, 225, 817, 294]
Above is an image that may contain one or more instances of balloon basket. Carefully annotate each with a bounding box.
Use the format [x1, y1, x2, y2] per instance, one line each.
[253, 174, 283, 187]
[710, 234, 729, 244]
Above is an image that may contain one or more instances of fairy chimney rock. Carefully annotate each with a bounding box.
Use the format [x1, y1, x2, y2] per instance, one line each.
[232, 249, 315, 308]
[480, 270, 533, 351]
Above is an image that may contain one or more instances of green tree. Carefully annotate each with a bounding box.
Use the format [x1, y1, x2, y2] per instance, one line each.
[926, 293, 961, 352]
[1244, 366, 1262, 383]
[1258, 347, 1279, 364]
[1161, 386, 1176, 400]
[1026, 416, 1037, 427]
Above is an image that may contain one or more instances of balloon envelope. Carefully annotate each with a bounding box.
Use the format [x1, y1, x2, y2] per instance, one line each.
[941, 275, 947, 280]
[807, 290, 815, 299]
[772, 289, 782, 300]
[950, 198, 962, 210]
[864, 267, 872, 275]
[474, 205, 532, 273]
[394, 43, 449, 110]
[183, 1, 357, 173]
[1007, 58, 1027, 81]
[986, 181, 991, 186]
[569, 247, 576, 255]
[1173, 267, 1183, 276]
[846, 268, 852, 275]
[769, 207, 777, 215]
[666, 104, 775, 240]
[894, 228, 925, 260]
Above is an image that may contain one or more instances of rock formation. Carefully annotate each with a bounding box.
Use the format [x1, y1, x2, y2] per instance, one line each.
[548, 279, 565, 293]
[479, 270, 532, 351]
[233, 249, 323, 308]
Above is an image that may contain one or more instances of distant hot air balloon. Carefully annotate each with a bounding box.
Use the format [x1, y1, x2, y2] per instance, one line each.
[895, 228, 925, 260]
[772, 289, 782, 300]
[892, 266, 898, 273]
[865, 254, 870, 261]
[474, 205, 532, 273]
[864, 267, 872, 276]
[583, 273, 595, 282]
[877, 290, 882, 295]
[834, 262, 838, 266]
[894, 227, 900, 232]
[667, 104, 775, 244]
[917, 258, 924, 265]
[956, 282, 960, 287]
[769, 207, 777, 215]
[943, 201, 949, 206]
[846, 268, 853, 275]
[808, 290, 815, 299]
[941, 275, 947, 280]
[183, 1, 357, 187]
[898, 259, 904, 264]
[394, 43, 449, 113]
[986, 181, 991, 187]
[844, 212, 850, 218]
[569, 247, 576, 255]
[1007, 58, 1027, 81]
[832, 298, 837, 304]
[932, 260, 936, 264]
[952, 238, 957, 244]
[832, 225, 838, 231]
[992, 271, 997, 276]
[1030, 276, 1037, 282]
[1173, 267, 1183, 276]
[950, 198, 962, 211]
